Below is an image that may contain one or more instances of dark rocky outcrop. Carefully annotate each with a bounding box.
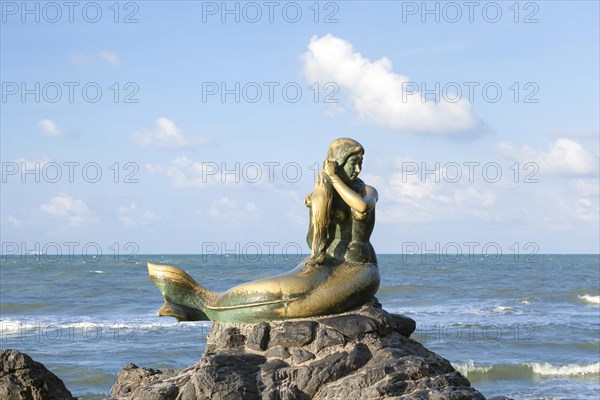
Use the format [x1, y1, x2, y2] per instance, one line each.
[110, 302, 485, 400]
[0, 349, 76, 400]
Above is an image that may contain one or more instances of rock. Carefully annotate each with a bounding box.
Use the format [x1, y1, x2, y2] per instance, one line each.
[264, 346, 291, 359]
[269, 321, 317, 348]
[290, 348, 315, 364]
[319, 314, 379, 339]
[246, 322, 270, 351]
[0, 349, 76, 400]
[205, 325, 247, 352]
[110, 304, 487, 399]
[314, 327, 346, 352]
[110, 363, 174, 398]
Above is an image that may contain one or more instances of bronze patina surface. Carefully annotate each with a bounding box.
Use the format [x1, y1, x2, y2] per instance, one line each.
[148, 138, 380, 323]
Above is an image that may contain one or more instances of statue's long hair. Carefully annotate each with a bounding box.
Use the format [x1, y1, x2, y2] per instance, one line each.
[309, 138, 365, 260]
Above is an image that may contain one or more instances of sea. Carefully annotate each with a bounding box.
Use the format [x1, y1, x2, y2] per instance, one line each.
[1, 254, 599, 399]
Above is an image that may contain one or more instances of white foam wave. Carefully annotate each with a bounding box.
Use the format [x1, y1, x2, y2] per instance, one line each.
[0, 319, 212, 336]
[531, 362, 600, 376]
[491, 306, 517, 313]
[454, 360, 493, 375]
[90, 270, 104, 274]
[455, 360, 600, 379]
[578, 294, 600, 305]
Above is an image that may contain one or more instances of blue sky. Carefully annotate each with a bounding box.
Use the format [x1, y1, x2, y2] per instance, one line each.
[1, 1, 599, 257]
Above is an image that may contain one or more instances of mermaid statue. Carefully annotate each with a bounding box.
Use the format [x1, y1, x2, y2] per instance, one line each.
[148, 138, 380, 323]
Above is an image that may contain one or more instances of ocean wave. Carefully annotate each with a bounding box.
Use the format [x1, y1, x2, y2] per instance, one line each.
[454, 360, 493, 375]
[490, 306, 517, 314]
[455, 360, 600, 381]
[462, 305, 522, 316]
[0, 319, 212, 336]
[578, 294, 600, 305]
[531, 362, 600, 376]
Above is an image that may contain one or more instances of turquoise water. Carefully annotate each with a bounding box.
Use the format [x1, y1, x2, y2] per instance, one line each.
[1, 254, 599, 399]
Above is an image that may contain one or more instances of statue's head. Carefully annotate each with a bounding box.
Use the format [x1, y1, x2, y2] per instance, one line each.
[327, 138, 364, 182]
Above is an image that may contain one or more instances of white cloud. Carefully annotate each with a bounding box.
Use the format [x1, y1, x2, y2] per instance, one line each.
[364, 166, 498, 224]
[146, 156, 275, 188]
[118, 203, 156, 227]
[573, 178, 599, 223]
[37, 119, 64, 137]
[495, 138, 597, 176]
[302, 34, 479, 135]
[69, 53, 91, 67]
[97, 51, 121, 66]
[70, 51, 121, 67]
[202, 197, 259, 222]
[40, 194, 96, 227]
[146, 156, 228, 187]
[2, 215, 22, 228]
[131, 117, 207, 149]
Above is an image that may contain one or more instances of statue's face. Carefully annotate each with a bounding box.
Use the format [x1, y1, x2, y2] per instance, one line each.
[341, 154, 362, 182]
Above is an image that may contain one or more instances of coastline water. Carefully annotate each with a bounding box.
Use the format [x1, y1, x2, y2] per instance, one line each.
[1, 254, 599, 399]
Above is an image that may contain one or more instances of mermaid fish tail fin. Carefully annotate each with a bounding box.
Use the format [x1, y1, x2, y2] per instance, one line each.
[148, 263, 218, 322]
[157, 300, 209, 322]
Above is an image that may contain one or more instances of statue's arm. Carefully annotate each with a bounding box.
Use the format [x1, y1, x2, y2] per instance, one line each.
[329, 176, 378, 213]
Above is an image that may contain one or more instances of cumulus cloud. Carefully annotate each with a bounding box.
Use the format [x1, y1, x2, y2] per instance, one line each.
[131, 117, 207, 149]
[374, 169, 497, 223]
[40, 193, 96, 227]
[495, 138, 597, 176]
[572, 178, 600, 223]
[146, 156, 276, 188]
[38, 119, 64, 137]
[97, 51, 121, 66]
[118, 203, 156, 227]
[202, 197, 258, 222]
[146, 156, 227, 187]
[302, 34, 479, 135]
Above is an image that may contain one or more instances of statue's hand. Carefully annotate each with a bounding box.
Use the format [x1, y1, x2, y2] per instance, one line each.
[324, 160, 337, 177]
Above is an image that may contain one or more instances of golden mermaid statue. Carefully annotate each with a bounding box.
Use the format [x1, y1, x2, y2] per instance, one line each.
[148, 138, 380, 323]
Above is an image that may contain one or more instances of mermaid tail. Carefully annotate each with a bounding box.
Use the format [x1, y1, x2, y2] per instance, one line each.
[148, 260, 380, 323]
[148, 263, 218, 321]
